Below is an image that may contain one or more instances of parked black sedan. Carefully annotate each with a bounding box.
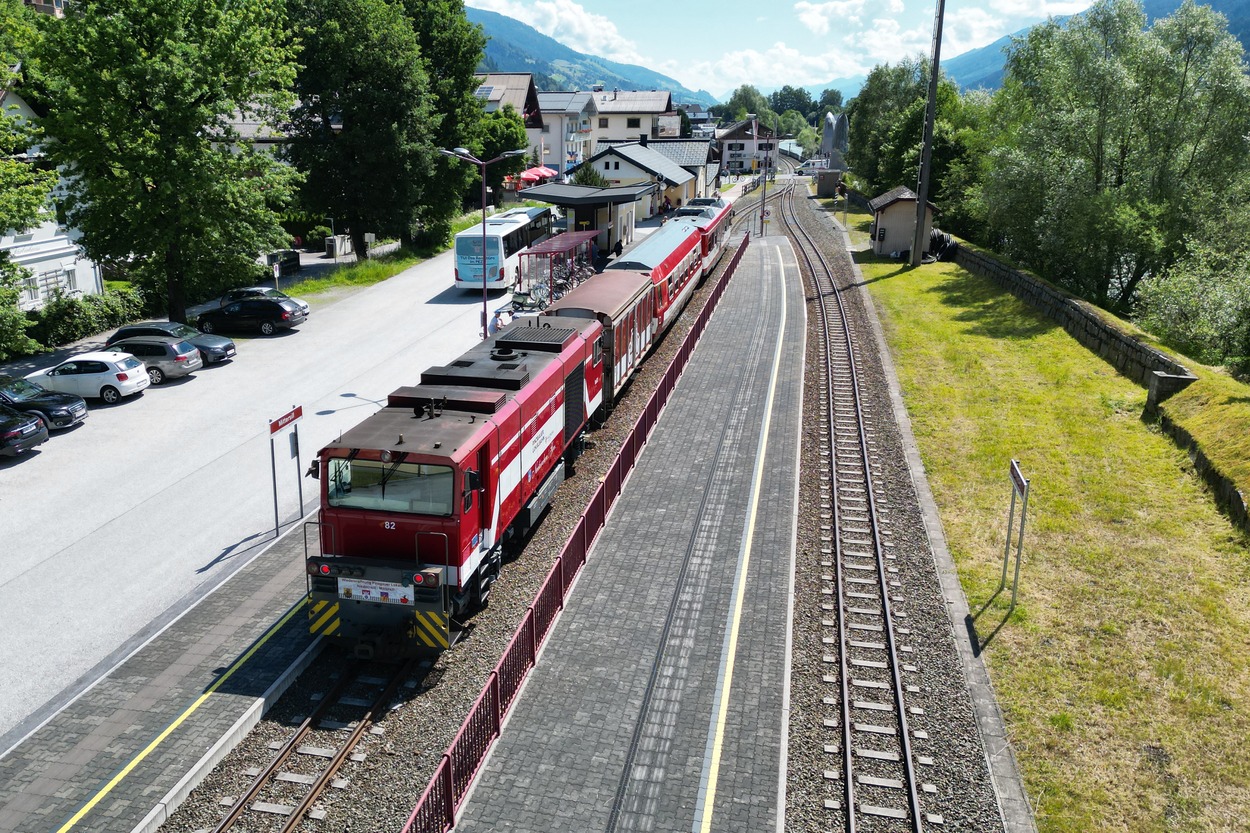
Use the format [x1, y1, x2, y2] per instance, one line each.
[197, 298, 306, 336]
[0, 402, 49, 457]
[0, 374, 89, 431]
[106, 321, 236, 364]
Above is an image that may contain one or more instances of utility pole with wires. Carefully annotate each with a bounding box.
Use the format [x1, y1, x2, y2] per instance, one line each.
[911, 0, 945, 267]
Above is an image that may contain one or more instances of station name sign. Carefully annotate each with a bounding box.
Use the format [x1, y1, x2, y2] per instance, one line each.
[269, 405, 303, 434]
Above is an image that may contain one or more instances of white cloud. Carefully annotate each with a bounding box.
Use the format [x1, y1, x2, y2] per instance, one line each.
[854, 16, 932, 63]
[793, 0, 869, 37]
[466, 0, 645, 65]
[662, 42, 864, 96]
[989, 0, 1091, 16]
[942, 7, 1007, 56]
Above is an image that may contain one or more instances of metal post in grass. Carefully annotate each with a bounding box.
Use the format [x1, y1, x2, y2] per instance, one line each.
[999, 458, 1030, 613]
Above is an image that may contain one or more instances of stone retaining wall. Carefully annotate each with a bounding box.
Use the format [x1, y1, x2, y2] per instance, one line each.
[949, 244, 1250, 533]
[953, 244, 1191, 388]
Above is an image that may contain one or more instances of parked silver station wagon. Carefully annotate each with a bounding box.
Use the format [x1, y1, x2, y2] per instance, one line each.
[108, 335, 204, 384]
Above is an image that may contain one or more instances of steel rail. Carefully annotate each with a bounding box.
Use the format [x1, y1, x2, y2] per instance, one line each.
[778, 184, 924, 831]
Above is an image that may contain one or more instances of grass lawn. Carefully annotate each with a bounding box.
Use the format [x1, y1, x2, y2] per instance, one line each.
[859, 254, 1250, 832]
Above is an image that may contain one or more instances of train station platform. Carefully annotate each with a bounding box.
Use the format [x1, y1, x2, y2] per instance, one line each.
[453, 234, 806, 832]
[0, 532, 317, 833]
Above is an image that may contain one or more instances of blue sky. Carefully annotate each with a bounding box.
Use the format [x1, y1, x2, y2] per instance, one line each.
[466, 0, 1093, 97]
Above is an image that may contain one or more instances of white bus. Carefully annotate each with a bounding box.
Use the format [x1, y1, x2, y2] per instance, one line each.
[453, 206, 554, 290]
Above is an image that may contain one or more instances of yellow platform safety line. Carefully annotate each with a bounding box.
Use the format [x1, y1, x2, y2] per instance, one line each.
[55, 596, 312, 833]
[309, 599, 340, 636]
[413, 610, 451, 650]
[694, 248, 789, 833]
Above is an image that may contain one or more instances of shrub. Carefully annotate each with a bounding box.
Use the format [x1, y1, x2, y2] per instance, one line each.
[26, 284, 146, 347]
[306, 225, 332, 249]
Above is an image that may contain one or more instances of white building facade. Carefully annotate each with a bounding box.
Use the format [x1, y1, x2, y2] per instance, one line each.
[0, 87, 103, 311]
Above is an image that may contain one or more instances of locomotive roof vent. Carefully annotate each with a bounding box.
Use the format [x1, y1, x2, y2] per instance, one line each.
[490, 346, 519, 361]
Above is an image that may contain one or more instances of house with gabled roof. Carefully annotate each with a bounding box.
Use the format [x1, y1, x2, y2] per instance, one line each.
[595, 137, 717, 199]
[588, 89, 675, 144]
[716, 119, 778, 175]
[576, 139, 695, 218]
[532, 90, 596, 175]
[0, 81, 103, 311]
[474, 73, 543, 129]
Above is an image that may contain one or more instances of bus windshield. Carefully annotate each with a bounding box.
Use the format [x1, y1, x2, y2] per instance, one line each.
[327, 458, 456, 516]
[455, 236, 503, 278]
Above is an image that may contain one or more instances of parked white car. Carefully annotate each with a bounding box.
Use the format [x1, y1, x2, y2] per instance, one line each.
[26, 351, 151, 404]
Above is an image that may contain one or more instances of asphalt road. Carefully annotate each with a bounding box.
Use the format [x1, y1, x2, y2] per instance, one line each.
[0, 250, 489, 746]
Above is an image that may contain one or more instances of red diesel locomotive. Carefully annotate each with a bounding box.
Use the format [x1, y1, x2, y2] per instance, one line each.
[305, 208, 735, 657]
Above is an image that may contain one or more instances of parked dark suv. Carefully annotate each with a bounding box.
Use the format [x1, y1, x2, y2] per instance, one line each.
[197, 298, 305, 336]
[0, 374, 89, 431]
[106, 321, 236, 364]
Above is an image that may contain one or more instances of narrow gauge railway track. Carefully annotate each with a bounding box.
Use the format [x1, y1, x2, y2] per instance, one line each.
[777, 185, 942, 830]
[208, 659, 416, 833]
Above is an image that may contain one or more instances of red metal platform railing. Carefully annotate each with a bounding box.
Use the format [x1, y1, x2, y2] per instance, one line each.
[401, 231, 753, 833]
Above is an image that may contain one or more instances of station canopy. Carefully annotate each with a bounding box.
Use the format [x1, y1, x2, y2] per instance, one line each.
[524, 230, 602, 256]
[519, 182, 657, 207]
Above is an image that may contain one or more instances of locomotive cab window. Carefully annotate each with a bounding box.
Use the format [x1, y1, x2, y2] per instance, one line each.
[327, 458, 456, 516]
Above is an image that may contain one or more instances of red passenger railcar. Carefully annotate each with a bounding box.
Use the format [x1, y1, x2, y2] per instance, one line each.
[605, 221, 703, 332]
[305, 316, 604, 656]
[543, 271, 656, 414]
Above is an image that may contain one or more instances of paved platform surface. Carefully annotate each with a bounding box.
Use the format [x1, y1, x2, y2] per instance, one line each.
[454, 235, 806, 832]
[0, 529, 317, 833]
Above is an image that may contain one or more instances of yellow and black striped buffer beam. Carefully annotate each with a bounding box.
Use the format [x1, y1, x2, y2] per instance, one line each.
[309, 598, 340, 636]
[412, 610, 451, 650]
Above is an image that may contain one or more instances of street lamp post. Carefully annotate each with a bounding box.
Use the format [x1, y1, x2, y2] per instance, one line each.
[438, 146, 527, 339]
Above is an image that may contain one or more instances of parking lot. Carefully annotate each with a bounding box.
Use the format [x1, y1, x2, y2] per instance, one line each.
[0, 248, 484, 746]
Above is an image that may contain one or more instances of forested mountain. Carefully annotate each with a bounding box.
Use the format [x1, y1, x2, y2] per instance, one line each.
[466, 6, 717, 107]
[944, 0, 1250, 90]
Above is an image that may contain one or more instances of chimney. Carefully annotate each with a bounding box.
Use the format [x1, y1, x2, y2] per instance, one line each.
[639, 134, 647, 147]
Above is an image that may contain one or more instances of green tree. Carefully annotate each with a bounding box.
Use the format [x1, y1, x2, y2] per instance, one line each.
[572, 163, 608, 188]
[471, 105, 528, 207]
[769, 85, 814, 118]
[714, 84, 772, 123]
[34, 0, 299, 323]
[778, 109, 808, 139]
[400, 0, 485, 248]
[985, 0, 1250, 309]
[815, 87, 844, 119]
[0, 0, 51, 358]
[286, 0, 432, 258]
[844, 58, 927, 194]
[796, 125, 819, 157]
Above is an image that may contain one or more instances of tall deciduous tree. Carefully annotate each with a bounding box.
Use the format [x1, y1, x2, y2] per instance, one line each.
[985, 0, 1250, 309]
[34, 0, 299, 323]
[844, 58, 927, 195]
[0, 0, 52, 358]
[769, 85, 814, 118]
[473, 105, 528, 206]
[285, 0, 432, 258]
[400, 0, 485, 248]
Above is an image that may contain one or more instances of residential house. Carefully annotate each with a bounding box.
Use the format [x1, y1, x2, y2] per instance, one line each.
[0, 84, 103, 311]
[596, 137, 717, 199]
[716, 119, 778, 175]
[578, 139, 695, 217]
[533, 91, 596, 175]
[588, 89, 675, 144]
[474, 73, 543, 129]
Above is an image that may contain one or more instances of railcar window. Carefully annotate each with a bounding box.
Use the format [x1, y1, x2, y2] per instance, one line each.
[328, 459, 456, 516]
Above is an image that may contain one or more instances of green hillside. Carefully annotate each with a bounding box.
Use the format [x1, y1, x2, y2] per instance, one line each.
[466, 6, 717, 107]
